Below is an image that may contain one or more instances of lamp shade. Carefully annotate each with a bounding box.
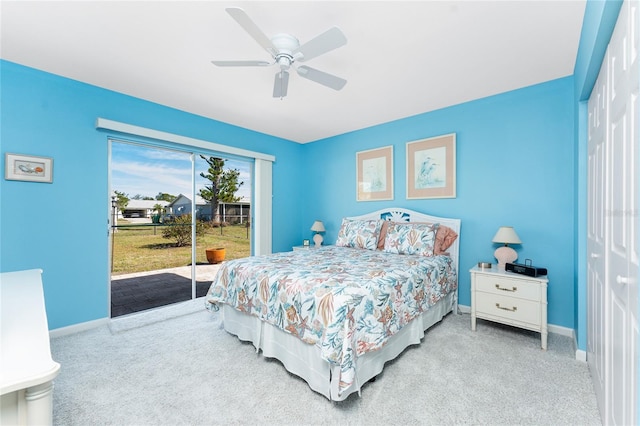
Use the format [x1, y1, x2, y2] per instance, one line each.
[492, 226, 522, 245]
[492, 226, 521, 270]
[310, 221, 325, 233]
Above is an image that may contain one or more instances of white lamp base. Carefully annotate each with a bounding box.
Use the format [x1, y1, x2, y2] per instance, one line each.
[494, 245, 517, 270]
[313, 233, 323, 247]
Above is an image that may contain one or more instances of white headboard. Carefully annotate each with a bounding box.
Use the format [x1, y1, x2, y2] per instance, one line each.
[348, 207, 461, 275]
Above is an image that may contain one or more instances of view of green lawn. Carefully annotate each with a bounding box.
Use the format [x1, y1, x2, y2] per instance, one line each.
[112, 221, 250, 275]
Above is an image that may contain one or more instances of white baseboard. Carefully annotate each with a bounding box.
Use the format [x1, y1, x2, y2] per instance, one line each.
[457, 304, 584, 361]
[49, 298, 206, 338]
[552, 325, 587, 362]
[49, 317, 108, 338]
[548, 323, 573, 337]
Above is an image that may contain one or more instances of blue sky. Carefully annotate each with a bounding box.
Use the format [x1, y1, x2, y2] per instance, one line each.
[111, 142, 251, 201]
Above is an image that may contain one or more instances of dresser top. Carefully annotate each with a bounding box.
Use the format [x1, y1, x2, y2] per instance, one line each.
[469, 264, 548, 282]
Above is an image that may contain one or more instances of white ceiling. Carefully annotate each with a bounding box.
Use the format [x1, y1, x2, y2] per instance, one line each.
[1, 1, 586, 143]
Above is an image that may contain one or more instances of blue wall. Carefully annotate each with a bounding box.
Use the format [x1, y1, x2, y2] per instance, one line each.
[0, 60, 303, 329]
[304, 77, 577, 328]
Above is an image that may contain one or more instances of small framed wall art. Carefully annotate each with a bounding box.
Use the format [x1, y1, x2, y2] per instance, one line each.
[356, 145, 394, 202]
[406, 133, 456, 199]
[5, 153, 54, 183]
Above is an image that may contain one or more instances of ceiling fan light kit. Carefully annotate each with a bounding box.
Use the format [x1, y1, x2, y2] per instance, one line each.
[212, 7, 347, 99]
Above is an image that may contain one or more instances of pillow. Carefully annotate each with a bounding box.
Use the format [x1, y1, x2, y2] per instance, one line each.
[377, 220, 390, 250]
[377, 221, 458, 255]
[434, 225, 458, 255]
[335, 218, 383, 250]
[383, 222, 439, 256]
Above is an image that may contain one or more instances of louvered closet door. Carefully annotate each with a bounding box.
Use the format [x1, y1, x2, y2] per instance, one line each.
[587, 50, 608, 415]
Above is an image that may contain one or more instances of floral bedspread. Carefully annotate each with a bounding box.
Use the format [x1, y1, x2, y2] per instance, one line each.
[205, 246, 457, 395]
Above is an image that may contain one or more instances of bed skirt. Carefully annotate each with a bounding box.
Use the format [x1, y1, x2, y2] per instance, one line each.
[220, 291, 456, 401]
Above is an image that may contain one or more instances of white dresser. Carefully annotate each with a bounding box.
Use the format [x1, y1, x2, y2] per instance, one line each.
[1, 269, 60, 425]
[470, 265, 548, 350]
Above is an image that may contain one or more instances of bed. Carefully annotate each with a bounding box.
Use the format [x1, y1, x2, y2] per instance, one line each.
[205, 208, 461, 401]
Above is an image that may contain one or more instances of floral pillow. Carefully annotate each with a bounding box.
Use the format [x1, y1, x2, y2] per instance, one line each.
[377, 221, 457, 255]
[335, 218, 383, 250]
[383, 222, 439, 256]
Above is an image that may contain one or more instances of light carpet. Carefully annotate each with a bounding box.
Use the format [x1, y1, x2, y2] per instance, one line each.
[51, 299, 601, 425]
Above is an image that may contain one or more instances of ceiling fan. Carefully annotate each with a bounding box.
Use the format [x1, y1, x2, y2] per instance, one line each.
[212, 7, 347, 99]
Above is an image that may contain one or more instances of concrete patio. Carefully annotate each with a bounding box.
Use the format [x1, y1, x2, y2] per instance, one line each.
[110, 264, 222, 317]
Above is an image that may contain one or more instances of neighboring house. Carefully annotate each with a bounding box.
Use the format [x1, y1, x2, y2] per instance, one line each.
[165, 194, 201, 218]
[217, 200, 250, 224]
[120, 199, 169, 219]
[167, 194, 250, 224]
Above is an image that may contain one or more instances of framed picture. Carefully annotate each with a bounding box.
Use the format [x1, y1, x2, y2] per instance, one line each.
[303, 239, 310, 247]
[356, 145, 394, 201]
[406, 133, 456, 199]
[5, 153, 53, 183]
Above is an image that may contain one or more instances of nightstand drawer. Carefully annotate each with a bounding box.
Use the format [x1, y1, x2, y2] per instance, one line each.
[475, 292, 541, 325]
[475, 274, 541, 302]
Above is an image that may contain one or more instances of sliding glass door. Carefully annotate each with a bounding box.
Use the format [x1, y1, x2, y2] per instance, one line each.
[109, 139, 251, 317]
[193, 153, 252, 297]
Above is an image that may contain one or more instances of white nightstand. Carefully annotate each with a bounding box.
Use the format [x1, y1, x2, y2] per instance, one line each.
[470, 265, 549, 350]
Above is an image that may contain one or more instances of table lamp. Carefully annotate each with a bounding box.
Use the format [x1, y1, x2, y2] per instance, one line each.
[310, 220, 326, 246]
[492, 226, 522, 270]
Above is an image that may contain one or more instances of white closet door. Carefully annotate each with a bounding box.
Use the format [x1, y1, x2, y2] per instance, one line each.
[607, 2, 639, 424]
[608, 4, 630, 424]
[626, 1, 639, 423]
[588, 1, 639, 425]
[587, 54, 608, 412]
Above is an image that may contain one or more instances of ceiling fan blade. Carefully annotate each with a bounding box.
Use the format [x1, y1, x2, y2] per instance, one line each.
[293, 27, 347, 62]
[273, 71, 290, 98]
[211, 60, 270, 67]
[297, 66, 346, 91]
[226, 8, 277, 57]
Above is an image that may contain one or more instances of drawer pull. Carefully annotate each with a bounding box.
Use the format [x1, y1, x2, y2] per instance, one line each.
[495, 284, 517, 292]
[496, 303, 517, 312]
